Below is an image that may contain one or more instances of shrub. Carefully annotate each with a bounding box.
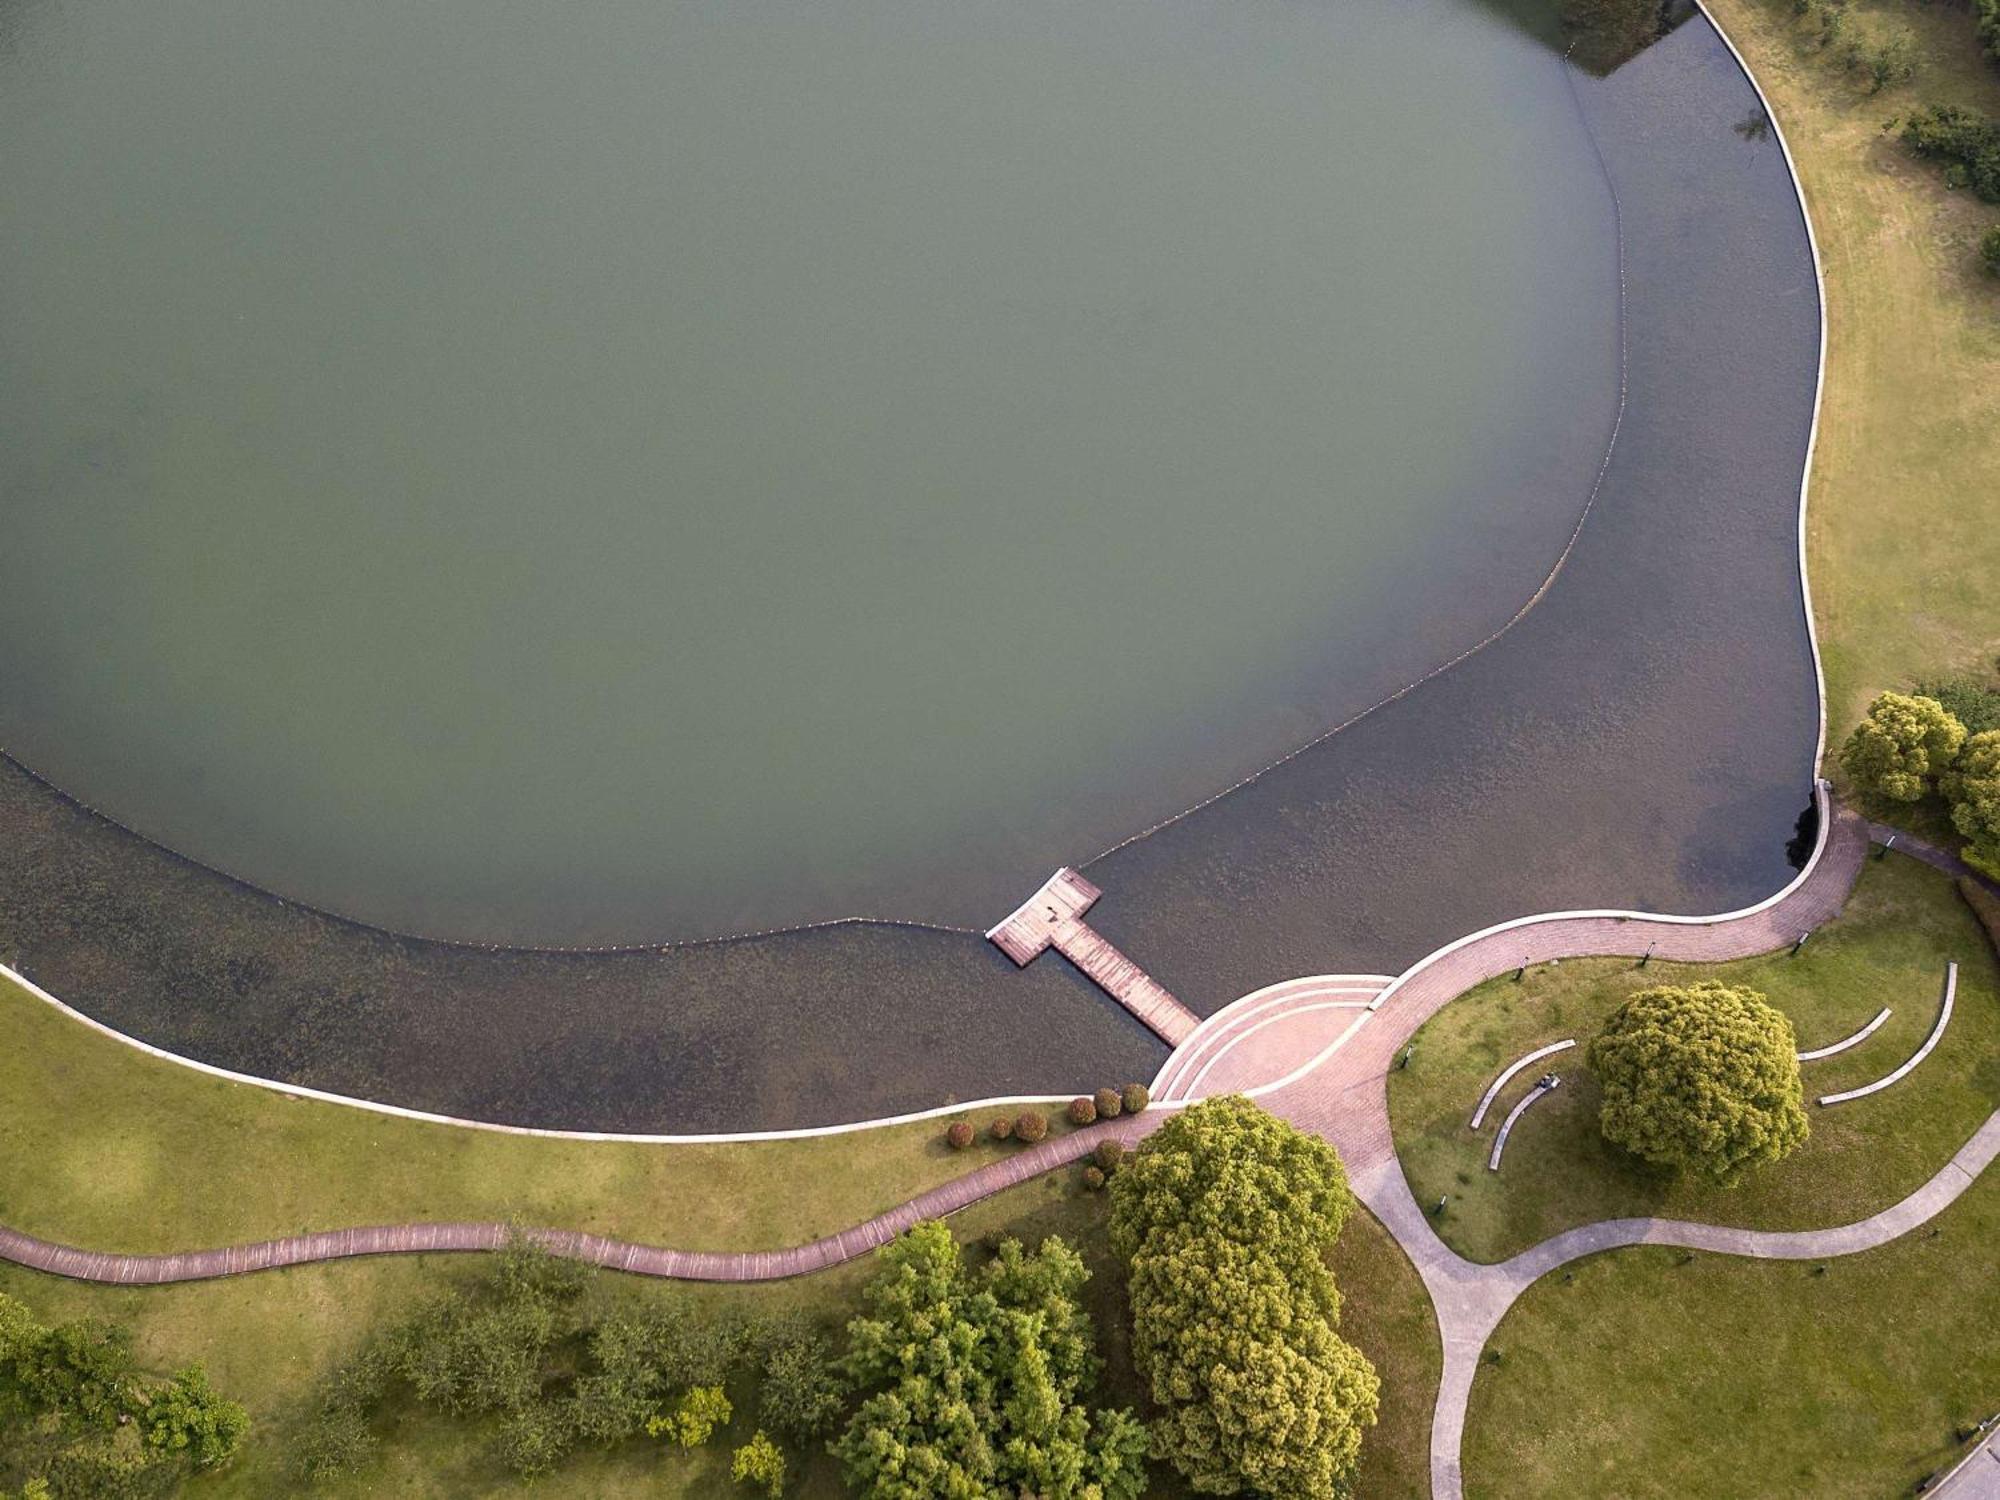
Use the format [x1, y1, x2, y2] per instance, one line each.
[1961, 877, 2000, 960]
[496, 1401, 576, 1479]
[945, 1121, 974, 1150]
[1120, 1083, 1151, 1115]
[1983, 224, 2000, 276]
[1915, 671, 2000, 735]
[140, 1365, 250, 1471]
[647, 1385, 732, 1449]
[1839, 691, 1966, 801]
[1014, 1110, 1049, 1143]
[1093, 1138, 1126, 1174]
[1082, 1166, 1107, 1191]
[1944, 729, 2000, 878]
[1588, 982, 1809, 1184]
[1110, 1097, 1377, 1500]
[732, 1431, 787, 1499]
[989, 1116, 1014, 1142]
[1899, 103, 2000, 202]
[1093, 1087, 1123, 1120]
[757, 1326, 847, 1443]
[1068, 1096, 1098, 1127]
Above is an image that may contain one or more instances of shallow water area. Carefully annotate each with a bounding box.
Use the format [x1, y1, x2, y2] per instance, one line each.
[0, 0, 1617, 942]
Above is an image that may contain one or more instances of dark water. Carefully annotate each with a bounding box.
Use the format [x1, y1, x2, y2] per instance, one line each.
[0, 16, 1820, 1130]
[0, 0, 1615, 944]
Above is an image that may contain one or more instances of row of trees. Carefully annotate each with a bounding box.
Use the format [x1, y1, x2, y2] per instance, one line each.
[847, 1098, 1389, 1499]
[294, 1235, 842, 1492]
[1841, 689, 2000, 878]
[0, 1293, 247, 1497]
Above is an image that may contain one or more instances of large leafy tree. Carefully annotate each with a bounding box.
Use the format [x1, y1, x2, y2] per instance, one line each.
[1108, 1096, 1379, 1500]
[834, 1222, 1150, 1500]
[1589, 982, 1809, 1184]
[1943, 729, 2000, 879]
[1840, 692, 1967, 802]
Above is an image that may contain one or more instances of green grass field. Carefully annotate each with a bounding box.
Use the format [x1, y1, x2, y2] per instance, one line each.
[1705, 0, 2000, 744]
[1462, 1149, 2000, 1499]
[0, 1173, 1438, 1499]
[0, 969, 1104, 1255]
[1388, 854, 2000, 1263]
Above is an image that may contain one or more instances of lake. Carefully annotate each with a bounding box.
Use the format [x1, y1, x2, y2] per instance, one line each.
[0, 0, 1619, 943]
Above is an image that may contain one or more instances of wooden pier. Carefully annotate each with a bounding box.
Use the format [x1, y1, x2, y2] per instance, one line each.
[986, 869, 1199, 1045]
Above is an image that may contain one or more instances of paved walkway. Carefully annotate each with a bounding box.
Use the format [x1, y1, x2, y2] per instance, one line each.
[1868, 821, 2000, 897]
[7, 792, 1989, 1499]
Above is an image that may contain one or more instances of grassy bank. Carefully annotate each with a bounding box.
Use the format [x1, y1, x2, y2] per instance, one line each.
[1462, 1147, 2000, 1498]
[1388, 854, 2000, 1262]
[0, 1176, 1438, 1499]
[0, 970, 1097, 1254]
[1704, 0, 2000, 741]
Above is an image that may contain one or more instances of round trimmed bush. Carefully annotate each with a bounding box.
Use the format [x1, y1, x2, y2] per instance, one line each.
[1121, 1082, 1150, 1115]
[1093, 1087, 1123, 1119]
[1067, 1096, 1097, 1127]
[944, 1121, 974, 1151]
[989, 1116, 1014, 1142]
[1081, 1166, 1107, 1191]
[1588, 981, 1808, 1184]
[1092, 1138, 1125, 1173]
[1982, 223, 2000, 277]
[1014, 1110, 1049, 1143]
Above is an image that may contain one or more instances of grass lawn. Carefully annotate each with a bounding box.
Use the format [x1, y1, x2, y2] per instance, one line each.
[1462, 1142, 2000, 1499]
[1388, 854, 2000, 1263]
[1702, 0, 2000, 744]
[0, 971, 1108, 1255]
[0, 1173, 1438, 1500]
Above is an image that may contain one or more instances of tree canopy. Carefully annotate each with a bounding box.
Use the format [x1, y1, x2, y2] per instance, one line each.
[1588, 982, 1809, 1184]
[1944, 729, 2000, 879]
[834, 1221, 1149, 1500]
[0, 1291, 249, 1495]
[1108, 1095, 1379, 1500]
[1840, 692, 1967, 802]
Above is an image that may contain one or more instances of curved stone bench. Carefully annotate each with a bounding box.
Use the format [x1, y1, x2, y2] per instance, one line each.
[1818, 964, 1955, 1107]
[1470, 1040, 1576, 1129]
[1488, 1078, 1562, 1171]
[1796, 1005, 1890, 1061]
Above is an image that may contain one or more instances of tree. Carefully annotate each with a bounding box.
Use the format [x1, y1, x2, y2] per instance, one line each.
[648, 1385, 732, 1449]
[732, 1431, 787, 1498]
[10, 1315, 138, 1431]
[1589, 982, 1809, 1183]
[1840, 692, 1966, 801]
[139, 1366, 248, 1470]
[834, 1221, 1150, 1500]
[1108, 1096, 1379, 1500]
[1944, 729, 2000, 878]
[570, 1306, 726, 1445]
[756, 1326, 846, 1444]
[495, 1401, 575, 1479]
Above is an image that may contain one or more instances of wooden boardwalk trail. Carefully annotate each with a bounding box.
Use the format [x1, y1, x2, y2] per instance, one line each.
[0, 1111, 1166, 1287]
[986, 868, 1199, 1044]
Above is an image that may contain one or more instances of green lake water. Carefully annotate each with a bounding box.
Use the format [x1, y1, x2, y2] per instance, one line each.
[0, 0, 1618, 942]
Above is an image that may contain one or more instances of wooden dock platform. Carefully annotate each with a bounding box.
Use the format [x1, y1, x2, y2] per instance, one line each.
[986, 869, 1199, 1045]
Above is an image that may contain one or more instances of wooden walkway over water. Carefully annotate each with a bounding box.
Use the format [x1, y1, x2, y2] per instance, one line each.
[985, 868, 1199, 1044]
